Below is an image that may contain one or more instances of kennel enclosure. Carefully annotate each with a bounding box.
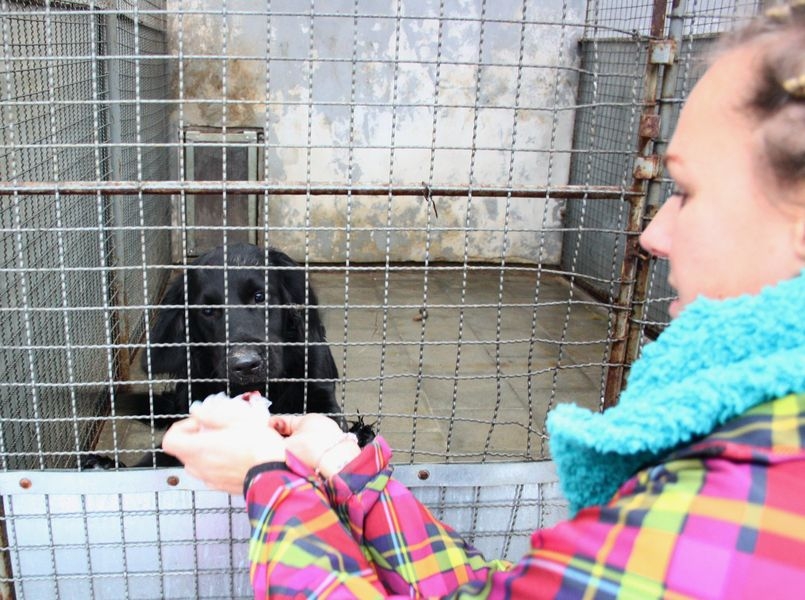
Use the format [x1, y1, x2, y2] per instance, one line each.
[0, 0, 762, 597]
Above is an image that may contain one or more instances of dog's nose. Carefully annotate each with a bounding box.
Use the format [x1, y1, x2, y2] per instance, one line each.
[230, 351, 262, 377]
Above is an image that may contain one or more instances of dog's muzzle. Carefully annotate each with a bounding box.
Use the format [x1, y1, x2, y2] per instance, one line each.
[228, 345, 266, 384]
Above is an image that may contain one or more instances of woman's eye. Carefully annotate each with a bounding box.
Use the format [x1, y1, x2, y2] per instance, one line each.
[670, 186, 689, 205]
[254, 290, 265, 303]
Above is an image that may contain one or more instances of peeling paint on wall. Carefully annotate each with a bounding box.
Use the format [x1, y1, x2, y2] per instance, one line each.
[167, 0, 584, 264]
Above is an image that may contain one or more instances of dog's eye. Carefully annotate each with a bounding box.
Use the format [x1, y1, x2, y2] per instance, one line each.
[200, 307, 216, 317]
[254, 290, 265, 303]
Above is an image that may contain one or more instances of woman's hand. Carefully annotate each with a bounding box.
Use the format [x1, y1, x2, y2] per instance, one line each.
[162, 396, 286, 495]
[271, 414, 361, 479]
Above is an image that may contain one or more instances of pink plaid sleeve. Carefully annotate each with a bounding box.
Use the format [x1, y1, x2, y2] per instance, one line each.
[244, 460, 388, 598]
[246, 395, 805, 599]
[326, 436, 512, 596]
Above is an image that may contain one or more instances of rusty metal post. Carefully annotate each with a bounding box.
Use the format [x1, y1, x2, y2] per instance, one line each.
[603, 0, 684, 409]
[623, 0, 688, 371]
[0, 497, 15, 600]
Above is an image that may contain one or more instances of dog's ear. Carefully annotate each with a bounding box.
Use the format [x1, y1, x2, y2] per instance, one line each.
[141, 274, 188, 376]
[268, 246, 339, 413]
[268, 248, 335, 374]
[269, 246, 330, 336]
[268, 248, 309, 331]
[268, 248, 309, 302]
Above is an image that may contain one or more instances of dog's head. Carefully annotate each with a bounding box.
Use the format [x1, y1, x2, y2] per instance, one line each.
[143, 243, 324, 390]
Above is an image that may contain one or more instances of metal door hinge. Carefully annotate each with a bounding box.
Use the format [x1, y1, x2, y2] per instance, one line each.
[649, 39, 677, 65]
[633, 155, 662, 180]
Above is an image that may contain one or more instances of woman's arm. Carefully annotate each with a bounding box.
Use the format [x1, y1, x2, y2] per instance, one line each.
[319, 434, 805, 599]
[244, 460, 389, 598]
[246, 450, 644, 600]
[324, 437, 513, 596]
[251, 436, 665, 599]
[161, 408, 671, 599]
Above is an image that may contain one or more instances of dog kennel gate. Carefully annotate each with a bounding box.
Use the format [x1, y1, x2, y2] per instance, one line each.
[0, 0, 759, 597]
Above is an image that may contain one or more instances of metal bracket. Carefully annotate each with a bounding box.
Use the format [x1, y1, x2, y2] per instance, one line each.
[633, 155, 663, 180]
[639, 114, 661, 139]
[649, 39, 677, 65]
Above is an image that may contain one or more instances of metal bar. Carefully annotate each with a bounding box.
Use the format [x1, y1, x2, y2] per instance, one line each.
[0, 181, 636, 198]
[0, 460, 560, 494]
[622, 0, 689, 370]
[0, 7, 600, 31]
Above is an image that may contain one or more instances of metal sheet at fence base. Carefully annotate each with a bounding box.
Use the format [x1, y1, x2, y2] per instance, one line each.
[0, 462, 566, 599]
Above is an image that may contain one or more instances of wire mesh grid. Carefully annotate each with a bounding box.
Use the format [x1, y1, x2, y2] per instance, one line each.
[0, 462, 567, 598]
[0, 0, 764, 597]
[0, 0, 613, 471]
[564, 0, 763, 333]
[1, 2, 111, 470]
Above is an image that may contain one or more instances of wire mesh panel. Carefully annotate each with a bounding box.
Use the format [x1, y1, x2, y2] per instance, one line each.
[106, 5, 173, 352]
[1, 3, 112, 470]
[1, 0, 607, 469]
[564, 0, 764, 331]
[0, 2, 172, 470]
[0, 463, 566, 599]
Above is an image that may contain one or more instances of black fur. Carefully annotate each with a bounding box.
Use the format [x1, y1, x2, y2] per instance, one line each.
[82, 243, 342, 469]
[347, 412, 377, 448]
[144, 243, 339, 417]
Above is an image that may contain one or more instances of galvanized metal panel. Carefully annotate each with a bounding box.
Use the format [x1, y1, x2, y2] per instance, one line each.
[0, 462, 567, 599]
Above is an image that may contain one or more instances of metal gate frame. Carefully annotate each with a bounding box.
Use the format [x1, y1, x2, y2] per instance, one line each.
[602, 0, 687, 407]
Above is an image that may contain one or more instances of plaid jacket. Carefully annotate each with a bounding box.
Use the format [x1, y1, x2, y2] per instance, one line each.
[244, 392, 805, 599]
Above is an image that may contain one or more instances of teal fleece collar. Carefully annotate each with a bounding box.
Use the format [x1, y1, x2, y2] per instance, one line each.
[547, 271, 805, 515]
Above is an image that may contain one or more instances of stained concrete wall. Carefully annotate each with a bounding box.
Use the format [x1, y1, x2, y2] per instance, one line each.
[167, 0, 584, 263]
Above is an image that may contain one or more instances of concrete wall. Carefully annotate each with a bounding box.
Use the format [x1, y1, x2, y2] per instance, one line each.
[167, 0, 584, 263]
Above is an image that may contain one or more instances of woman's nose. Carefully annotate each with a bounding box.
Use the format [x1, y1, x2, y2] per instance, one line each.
[638, 197, 676, 259]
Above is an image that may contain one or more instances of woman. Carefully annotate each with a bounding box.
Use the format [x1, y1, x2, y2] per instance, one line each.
[162, 4, 805, 597]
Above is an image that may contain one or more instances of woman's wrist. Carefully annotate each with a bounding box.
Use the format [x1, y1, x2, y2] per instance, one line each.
[314, 433, 360, 480]
[242, 461, 290, 497]
[250, 438, 287, 467]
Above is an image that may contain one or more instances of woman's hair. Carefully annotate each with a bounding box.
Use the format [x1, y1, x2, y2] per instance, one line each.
[725, 1, 805, 188]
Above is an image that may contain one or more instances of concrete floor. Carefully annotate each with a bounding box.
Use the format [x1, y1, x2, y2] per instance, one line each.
[99, 267, 612, 465]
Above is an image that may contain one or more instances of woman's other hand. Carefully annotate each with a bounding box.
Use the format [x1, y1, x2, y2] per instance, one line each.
[162, 396, 286, 494]
[271, 414, 361, 479]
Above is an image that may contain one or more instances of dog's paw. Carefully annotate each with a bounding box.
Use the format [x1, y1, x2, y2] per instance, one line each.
[80, 453, 127, 470]
[347, 414, 377, 447]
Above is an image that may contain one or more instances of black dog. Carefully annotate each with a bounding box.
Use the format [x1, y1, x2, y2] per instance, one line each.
[83, 243, 343, 469]
[144, 243, 339, 418]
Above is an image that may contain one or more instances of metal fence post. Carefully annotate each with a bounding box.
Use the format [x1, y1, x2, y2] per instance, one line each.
[603, 0, 686, 408]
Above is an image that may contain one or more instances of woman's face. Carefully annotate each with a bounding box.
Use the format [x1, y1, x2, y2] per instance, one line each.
[639, 44, 805, 319]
